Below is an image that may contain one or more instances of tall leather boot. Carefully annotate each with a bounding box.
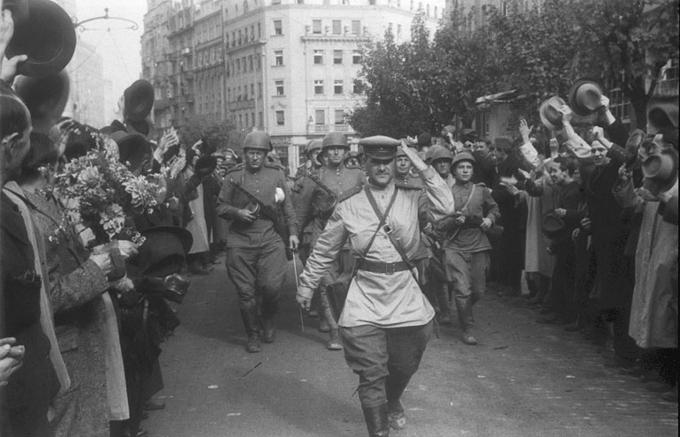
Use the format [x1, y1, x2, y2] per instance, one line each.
[437, 283, 451, 325]
[386, 374, 409, 430]
[240, 306, 261, 353]
[261, 299, 278, 344]
[320, 290, 342, 350]
[455, 296, 477, 345]
[361, 403, 390, 437]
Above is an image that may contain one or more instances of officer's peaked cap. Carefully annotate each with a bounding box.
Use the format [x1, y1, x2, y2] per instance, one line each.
[243, 130, 272, 151]
[322, 132, 348, 149]
[359, 135, 400, 160]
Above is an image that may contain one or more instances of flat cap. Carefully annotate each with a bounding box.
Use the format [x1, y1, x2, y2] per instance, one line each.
[322, 132, 348, 149]
[359, 135, 400, 160]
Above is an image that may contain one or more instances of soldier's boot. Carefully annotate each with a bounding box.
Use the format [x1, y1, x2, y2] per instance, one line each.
[240, 307, 261, 353]
[327, 328, 343, 351]
[261, 300, 278, 344]
[437, 283, 452, 325]
[386, 374, 409, 430]
[362, 403, 390, 437]
[455, 296, 477, 345]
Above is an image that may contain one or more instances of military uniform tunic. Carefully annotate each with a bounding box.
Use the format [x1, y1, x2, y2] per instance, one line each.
[217, 163, 297, 311]
[298, 167, 454, 328]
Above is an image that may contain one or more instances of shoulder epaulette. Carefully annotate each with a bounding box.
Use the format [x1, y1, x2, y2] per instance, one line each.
[264, 162, 286, 172]
[226, 163, 244, 174]
[337, 184, 363, 203]
[475, 182, 488, 189]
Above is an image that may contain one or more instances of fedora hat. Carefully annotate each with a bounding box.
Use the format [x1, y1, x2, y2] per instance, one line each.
[129, 226, 193, 277]
[647, 94, 678, 132]
[539, 96, 567, 131]
[123, 80, 155, 122]
[568, 79, 604, 116]
[6, 0, 76, 78]
[642, 148, 678, 184]
[542, 211, 566, 238]
[108, 130, 152, 172]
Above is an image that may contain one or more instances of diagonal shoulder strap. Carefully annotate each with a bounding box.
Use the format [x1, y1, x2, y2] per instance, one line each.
[360, 185, 398, 260]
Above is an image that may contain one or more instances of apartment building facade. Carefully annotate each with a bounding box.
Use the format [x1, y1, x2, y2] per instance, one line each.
[141, 0, 445, 171]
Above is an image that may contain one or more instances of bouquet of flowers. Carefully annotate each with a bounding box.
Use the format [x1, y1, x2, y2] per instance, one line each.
[49, 129, 165, 246]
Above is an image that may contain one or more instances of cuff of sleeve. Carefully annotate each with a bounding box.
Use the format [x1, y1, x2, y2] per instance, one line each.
[419, 166, 437, 180]
[297, 286, 314, 300]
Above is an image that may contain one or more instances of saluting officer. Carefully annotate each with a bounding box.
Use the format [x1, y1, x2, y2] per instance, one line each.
[296, 132, 364, 350]
[217, 131, 299, 353]
[296, 137, 454, 437]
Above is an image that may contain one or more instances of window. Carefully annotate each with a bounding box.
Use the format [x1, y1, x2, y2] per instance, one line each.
[312, 19, 322, 34]
[397, 24, 402, 38]
[334, 80, 343, 94]
[352, 50, 362, 64]
[314, 80, 324, 95]
[275, 80, 284, 96]
[351, 20, 361, 35]
[274, 20, 282, 35]
[332, 20, 342, 35]
[243, 85, 248, 100]
[257, 22, 261, 38]
[248, 55, 253, 71]
[250, 84, 255, 99]
[236, 58, 241, 73]
[333, 50, 343, 64]
[274, 50, 284, 66]
[258, 82, 263, 98]
[334, 109, 345, 125]
[313, 50, 324, 65]
[272, 0, 281, 4]
[258, 111, 263, 126]
[353, 81, 362, 94]
[315, 109, 325, 125]
[275, 110, 285, 126]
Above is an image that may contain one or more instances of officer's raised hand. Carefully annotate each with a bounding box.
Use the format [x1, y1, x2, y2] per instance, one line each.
[296, 286, 313, 311]
[400, 139, 428, 172]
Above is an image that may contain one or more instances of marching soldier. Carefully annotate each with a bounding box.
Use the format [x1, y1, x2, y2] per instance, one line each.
[217, 131, 299, 353]
[438, 151, 500, 345]
[296, 132, 364, 350]
[296, 137, 454, 437]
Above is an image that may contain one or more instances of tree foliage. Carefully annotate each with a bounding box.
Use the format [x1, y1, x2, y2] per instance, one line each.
[180, 116, 241, 153]
[350, 0, 679, 136]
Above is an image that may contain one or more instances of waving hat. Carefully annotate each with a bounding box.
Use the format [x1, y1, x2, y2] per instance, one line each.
[568, 79, 604, 116]
[5, 0, 76, 77]
[539, 96, 567, 131]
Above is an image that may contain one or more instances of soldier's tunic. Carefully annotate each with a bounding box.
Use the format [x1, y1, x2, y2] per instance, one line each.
[297, 165, 364, 290]
[217, 163, 297, 311]
[298, 167, 454, 408]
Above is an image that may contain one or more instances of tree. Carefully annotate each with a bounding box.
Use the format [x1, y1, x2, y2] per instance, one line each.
[180, 116, 240, 153]
[573, 0, 679, 127]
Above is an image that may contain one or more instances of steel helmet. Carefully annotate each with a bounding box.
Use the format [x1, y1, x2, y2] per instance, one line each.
[243, 130, 272, 151]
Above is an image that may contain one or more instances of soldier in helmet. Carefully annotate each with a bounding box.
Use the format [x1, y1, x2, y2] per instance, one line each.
[217, 131, 299, 353]
[438, 151, 500, 345]
[296, 132, 364, 350]
[296, 137, 454, 437]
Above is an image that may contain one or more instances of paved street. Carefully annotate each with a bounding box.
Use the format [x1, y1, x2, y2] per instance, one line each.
[145, 259, 678, 437]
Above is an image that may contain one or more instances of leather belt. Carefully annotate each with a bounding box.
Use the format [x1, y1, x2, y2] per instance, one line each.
[356, 259, 411, 275]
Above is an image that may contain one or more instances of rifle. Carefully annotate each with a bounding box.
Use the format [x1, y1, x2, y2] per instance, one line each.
[230, 181, 290, 244]
[305, 172, 338, 220]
